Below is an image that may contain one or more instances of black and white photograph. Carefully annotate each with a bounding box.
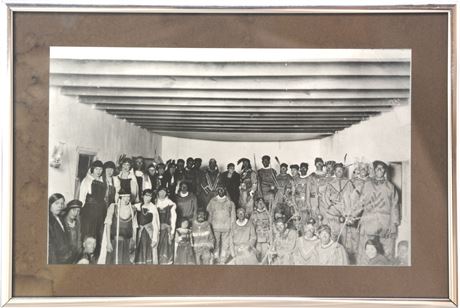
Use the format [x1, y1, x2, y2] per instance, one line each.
[48, 47, 411, 267]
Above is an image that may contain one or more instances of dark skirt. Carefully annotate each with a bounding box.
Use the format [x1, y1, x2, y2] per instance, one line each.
[175, 242, 195, 265]
[158, 227, 174, 264]
[106, 236, 132, 264]
[80, 199, 106, 257]
[135, 228, 153, 264]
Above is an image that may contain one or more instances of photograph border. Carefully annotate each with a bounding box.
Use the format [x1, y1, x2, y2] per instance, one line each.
[0, 2, 457, 307]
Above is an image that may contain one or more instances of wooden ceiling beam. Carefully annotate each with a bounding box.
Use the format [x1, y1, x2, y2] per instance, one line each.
[80, 96, 407, 107]
[61, 87, 410, 100]
[134, 123, 351, 128]
[51, 74, 410, 90]
[51, 59, 410, 77]
[140, 126, 343, 133]
[95, 105, 392, 113]
[121, 119, 360, 125]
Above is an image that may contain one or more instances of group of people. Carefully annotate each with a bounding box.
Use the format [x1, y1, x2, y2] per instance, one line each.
[48, 155, 409, 266]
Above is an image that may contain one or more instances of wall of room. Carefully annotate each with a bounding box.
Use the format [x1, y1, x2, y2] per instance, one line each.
[319, 104, 410, 164]
[48, 87, 162, 200]
[161, 137, 322, 171]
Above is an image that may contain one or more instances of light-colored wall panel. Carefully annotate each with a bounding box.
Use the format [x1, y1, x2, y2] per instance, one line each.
[48, 87, 162, 201]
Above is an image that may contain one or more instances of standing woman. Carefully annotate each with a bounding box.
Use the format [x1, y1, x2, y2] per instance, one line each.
[103, 189, 137, 264]
[117, 157, 139, 205]
[48, 193, 73, 264]
[156, 187, 177, 264]
[79, 160, 107, 257]
[134, 189, 160, 264]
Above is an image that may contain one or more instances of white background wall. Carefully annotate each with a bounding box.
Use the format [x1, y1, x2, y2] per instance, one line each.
[48, 87, 162, 200]
[319, 104, 410, 163]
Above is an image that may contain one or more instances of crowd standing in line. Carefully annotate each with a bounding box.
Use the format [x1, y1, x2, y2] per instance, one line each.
[48, 155, 408, 266]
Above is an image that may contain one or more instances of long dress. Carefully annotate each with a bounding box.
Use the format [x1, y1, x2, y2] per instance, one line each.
[134, 202, 160, 264]
[157, 198, 177, 264]
[105, 203, 137, 264]
[174, 228, 195, 265]
[80, 175, 107, 257]
[229, 219, 258, 265]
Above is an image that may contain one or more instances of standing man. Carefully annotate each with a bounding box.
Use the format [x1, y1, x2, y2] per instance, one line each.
[164, 162, 178, 201]
[142, 163, 157, 191]
[153, 163, 166, 193]
[293, 162, 311, 222]
[257, 155, 277, 210]
[133, 156, 145, 192]
[357, 161, 400, 264]
[238, 158, 257, 216]
[322, 163, 355, 243]
[207, 186, 236, 264]
[307, 158, 327, 222]
[184, 157, 198, 194]
[175, 182, 198, 226]
[325, 160, 336, 177]
[220, 163, 241, 207]
[199, 158, 221, 210]
[175, 159, 186, 183]
[274, 163, 295, 220]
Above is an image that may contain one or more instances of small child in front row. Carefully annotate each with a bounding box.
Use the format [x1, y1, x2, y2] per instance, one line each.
[192, 210, 215, 265]
[174, 219, 195, 265]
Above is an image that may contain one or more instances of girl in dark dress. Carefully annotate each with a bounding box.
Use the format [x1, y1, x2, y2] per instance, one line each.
[117, 157, 139, 205]
[79, 160, 107, 258]
[155, 187, 177, 264]
[134, 189, 160, 264]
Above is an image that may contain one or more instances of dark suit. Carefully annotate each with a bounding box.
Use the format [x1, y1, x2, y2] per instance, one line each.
[49, 214, 73, 264]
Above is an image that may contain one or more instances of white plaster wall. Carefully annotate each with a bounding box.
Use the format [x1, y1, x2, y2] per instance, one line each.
[162, 137, 321, 171]
[319, 104, 410, 164]
[48, 87, 162, 200]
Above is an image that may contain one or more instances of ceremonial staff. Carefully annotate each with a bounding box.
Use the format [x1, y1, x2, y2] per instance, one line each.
[115, 198, 120, 265]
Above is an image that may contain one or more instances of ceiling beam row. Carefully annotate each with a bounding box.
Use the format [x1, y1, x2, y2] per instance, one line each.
[51, 74, 410, 90]
[61, 87, 410, 100]
[51, 59, 410, 77]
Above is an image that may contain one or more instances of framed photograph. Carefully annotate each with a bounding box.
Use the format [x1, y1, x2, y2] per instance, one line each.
[0, 1, 457, 307]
